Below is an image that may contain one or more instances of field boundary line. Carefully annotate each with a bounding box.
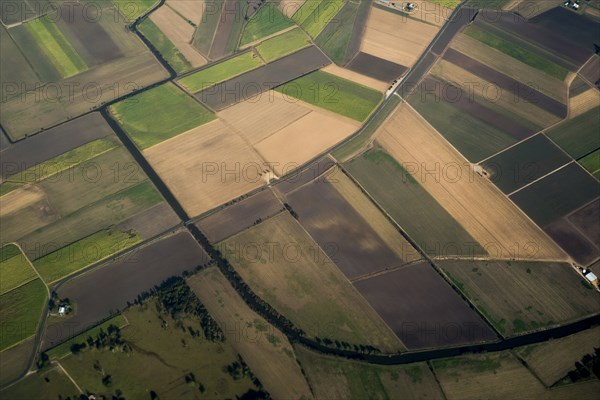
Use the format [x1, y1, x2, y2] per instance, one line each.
[0, 276, 38, 297]
[240, 26, 297, 50]
[510, 349, 553, 389]
[507, 161, 575, 197]
[54, 361, 83, 394]
[427, 360, 449, 400]
[349, 259, 425, 283]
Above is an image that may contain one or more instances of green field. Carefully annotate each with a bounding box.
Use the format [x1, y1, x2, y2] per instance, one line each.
[464, 24, 569, 80]
[138, 18, 192, 74]
[240, 2, 293, 45]
[178, 51, 264, 93]
[191, 0, 224, 55]
[112, 0, 157, 21]
[6, 138, 117, 184]
[110, 83, 215, 149]
[222, 212, 405, 353]
[579, 149, 600, 176]
[276, 70, 383, 121]
[24, 17, 87, 78]
[344, 148, 486, 257]
[295, 345, 444, 399]
[546, 107, 600, 159]
[0, 366, 80, 399]
[33, 228, 141, 284]
[293, 0, 344, 37]
[255, 28, 311, 62]
[0, 279, 47, 351]
[0, 245, 36, 295]
[47, 314, 128, 360]
[440, 260, 600, 337]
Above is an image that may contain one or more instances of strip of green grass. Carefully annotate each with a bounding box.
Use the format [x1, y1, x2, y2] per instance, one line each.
[178, 51, 264, 93]
[255, 28, 311, 62]
[464, 25, 569, 80]
[0, 245, 37, 295]
[240, 2, 293, 45]
[276, 70, 383, 121]
[138, 18, 192, 74]
[546, 107, 600, 159]
[24, 17, 87, 78]
[33, 228, 141, 284]
[47, 314, 128, 360]
[578, 149, 600, 175]
[110, 82, 215, 149]
[292, 0, 324, 25]
[5, 138, 118, 184]
[0, 279, 47, 351]
[300, 0, 345, 38]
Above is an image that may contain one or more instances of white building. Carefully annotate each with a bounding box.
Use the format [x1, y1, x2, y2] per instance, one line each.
[584, 272, 598, 285]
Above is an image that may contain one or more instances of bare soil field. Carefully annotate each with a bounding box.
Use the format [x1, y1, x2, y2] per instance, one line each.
[209, 0, 243, 59]
[568, 199, 600, 246]
[0, 113, 112, 181]
[273, 155, 337, 194]
[115, 202, 180, 239]
[196, 45, 330, 110]
[377, 104, 566, 260]
[188, 267, 314, 400]
[354, 262, 498, 349]
[346, 52, 408, 84]
[322, 63, 389, 91]
[279, 0, 306, 17]
[254, 110, 358, 176]
[361, 6, 439, 67]
[197, 188, 283, 243]
[42, 231, 209, 350]
[167, 0, 205, 22]
[0, 184, 57, 242]
[150, 5, 208, 68]
[569, 86, 600, 118]
[145, 120, 267, 217]
[580, 55, 600, 84]
[443, 48, 567, 118]
[543, 218, 599, 266]
[217, 91, 311, 145]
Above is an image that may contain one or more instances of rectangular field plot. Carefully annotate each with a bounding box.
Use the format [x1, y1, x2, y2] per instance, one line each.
[139, 18, 193, 75]
[345, 148, 486, 257]
[439, 260, 600, 337]
[354, 263, 497, 349]
[510, 163, 600, 227]
[221, 212, 406, 353]
[0, 245, 36, 295]
[0, 278, 47, 351]
[544, 218, 599, 267]
[110, 82, 215, 149]
[196, 189, 283, 243]
[276, 70, 383, 122]
[347, 52, 408, 83]
[546, 107, 600, 160]
[0, 25, 40, 101]
[42, 231, 209, 350]
[255, 28, 311, 62]
[482, 134, 572, 194]
[240, 2, 293, 45]
[295, 346, 445, 399]
[292, 0, 345, 37]
[568, 199, 600, 246]
[283, 172, 421, 280]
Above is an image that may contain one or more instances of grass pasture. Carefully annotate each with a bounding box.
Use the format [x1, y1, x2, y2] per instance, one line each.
[295, 345, 445, 399]
[138, 18, 192, 74]
[178, 51, 264, 93]
[221, 212, 406, 353]
[0, 245, 36, 295]
[546, 107, 600, 160]
[109, 83, 215, 149]
[24, 16, 87, 78]
[33, 228, 141, 284]
[440, 260, 600, 337]
[240, 2, 293, 45]
[0, 366, 80, 399]
[255, 27, 311, 62]
[276, 70, 383, 121]
[0, 279, 47, 351]
[293, 0, 345, 37]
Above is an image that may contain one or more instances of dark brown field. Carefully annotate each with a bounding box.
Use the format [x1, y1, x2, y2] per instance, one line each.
[347, 52, 408, 82]
[196, 189, 283, 243]
[1, 113, 113, 180]
[568, 199, 600, 246]
[443, 48, 567, 117]
[544, 219, 599, 266]
[423, 76, 536, 140]
[57, 3, 122, 66]
[570, 76, 591, 97]
[285, 177, 406, 280]
[41, 231, 210, 350]
[580, 55, 600, 85]
[273, 155, 337, 195]
[209, 0, 240, 59]
[353, 263, 498, 349]
[195, 46, 331, 111]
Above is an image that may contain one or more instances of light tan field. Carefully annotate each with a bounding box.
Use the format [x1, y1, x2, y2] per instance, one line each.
[167, 0, 205, 23]
[515, 326, 600, 386]
[254, 110, 358, 176]
[0, 185, 45, 216]
[361, 6, 439, 67]
[279, 0, 306, 18]
[376, 104, 566, 260]
[322, 64, 388, 91]
[144, 120, 267, 217]
[569, 87, 600, 118]
[0, 185, 57, 241]
[188, 267, 314, 400]
[218, 92, 311, 144]
[222, 212, 406, 353]
[327, 172, 422, 263]
[431, 59, 561, 128]
[450, 33, 566, 102]
[150, 5, 207, 68]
